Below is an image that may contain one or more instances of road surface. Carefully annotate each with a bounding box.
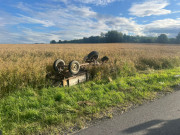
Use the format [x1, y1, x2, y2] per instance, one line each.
[74, 89, 180, 135]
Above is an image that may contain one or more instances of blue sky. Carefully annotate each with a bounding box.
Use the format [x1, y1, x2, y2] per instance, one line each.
[0, 0, 180, 43]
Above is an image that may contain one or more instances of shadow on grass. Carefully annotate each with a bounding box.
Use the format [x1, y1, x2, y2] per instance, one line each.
[122, 118, 180, 135]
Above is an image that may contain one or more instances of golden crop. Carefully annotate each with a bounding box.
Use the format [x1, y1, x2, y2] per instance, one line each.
[0, 43, 180, 96]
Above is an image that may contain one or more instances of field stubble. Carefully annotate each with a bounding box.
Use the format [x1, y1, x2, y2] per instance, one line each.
[0, 43, 180, 96]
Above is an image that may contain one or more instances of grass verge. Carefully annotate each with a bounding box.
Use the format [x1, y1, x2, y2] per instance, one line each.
[0, 67, 180, 134]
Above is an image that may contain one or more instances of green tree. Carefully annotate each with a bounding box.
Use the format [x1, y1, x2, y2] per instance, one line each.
[176, 32, 180, 44]
[50, 40, 56, 44]
[58, 40, 62, 43]
[157, 34, 168, 43]
[169, 38, 176, 44]
[105, 30, 123, 43]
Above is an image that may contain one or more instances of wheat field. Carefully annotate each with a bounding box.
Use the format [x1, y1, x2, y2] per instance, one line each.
[0, 43, 180, 96]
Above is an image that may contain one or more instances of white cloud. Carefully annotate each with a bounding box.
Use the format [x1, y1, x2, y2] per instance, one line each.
[172, 11, 180, 13]
[1, 2, 143, 43]
[1, 1, 180, 43]
[69, 5, 97, 17]
[52, 0, 68, 3]
[0, 11, 21, 27]
[25, 4, 144, 40]
[75, 0, 117, 5]
[145, 19, 180, 29]
[100, 16, 143, 35]
[178, 3, 180, 5]
[52, 0, 119, 5]
[0, 27, 62, 44]
[144, 18, 180, 37]
[21, 28, 61, 42]
[18, 15, 55, 27]
[0, 3, 106, 43]
[129, 0, 171, 17]
[15, 2, 34, 13]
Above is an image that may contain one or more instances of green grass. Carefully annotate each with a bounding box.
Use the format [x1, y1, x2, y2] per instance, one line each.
[0, 68, 180, 134]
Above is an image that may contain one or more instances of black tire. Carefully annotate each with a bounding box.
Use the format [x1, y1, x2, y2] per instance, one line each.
[68, 60, 80, 75]
[87, 51, 99, 61]
[83, 56, 88, 62]
[101, 56, 109, 63]
[53, 59, 65, 72]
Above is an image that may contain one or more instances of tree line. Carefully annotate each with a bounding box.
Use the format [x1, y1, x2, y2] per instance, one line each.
[50, 31, 180, 44]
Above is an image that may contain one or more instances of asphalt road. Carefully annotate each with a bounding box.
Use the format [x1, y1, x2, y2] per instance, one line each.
[74, 89, 180, 135]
